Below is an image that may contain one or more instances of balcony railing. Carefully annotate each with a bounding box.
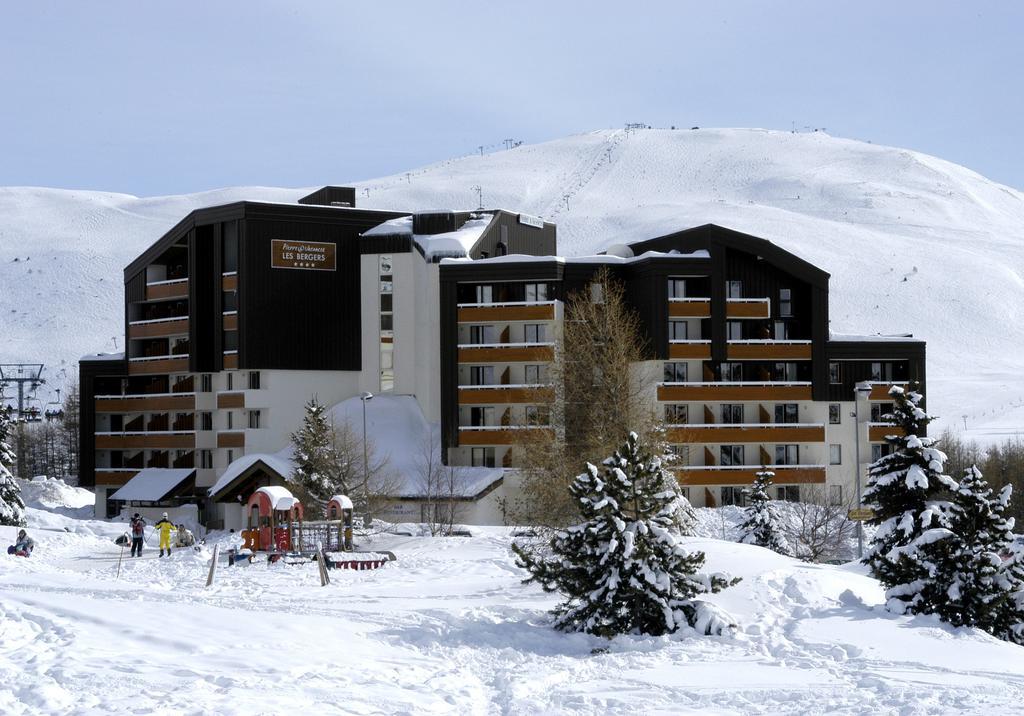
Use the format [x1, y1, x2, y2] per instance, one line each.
[675, 464, 826, 486]
[665, 423, 825, 443]
[658, 381, 812, 402]
[868, 422, 905, 441]
[127, 316, 190, 340]
[223, 350, 239, 370]
[457, 343, 555, 363]
[726, 340, 812, 360]
[145, 278, 189, 301]
[95, 431, 196, 450]
[868, 382, 909, 400]
[457, 301, 556, 323]
[127, 354, 190, 376]
[457, 384, 553, 405]
[668, 298, 711, 318]
[95, 392, 196, 412]
[668, 340, 711, 360]
[458, 425, 554, 445]
[725, 297, 770, 319]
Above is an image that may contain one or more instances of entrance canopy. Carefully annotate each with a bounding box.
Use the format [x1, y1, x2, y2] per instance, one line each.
[110, 468, 196, 502]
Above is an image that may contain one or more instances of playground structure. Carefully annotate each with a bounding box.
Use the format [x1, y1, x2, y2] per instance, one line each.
[240, 487, 358, 555]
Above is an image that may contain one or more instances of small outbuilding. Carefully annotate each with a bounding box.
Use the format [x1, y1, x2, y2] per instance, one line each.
[245, 486, 304, 552]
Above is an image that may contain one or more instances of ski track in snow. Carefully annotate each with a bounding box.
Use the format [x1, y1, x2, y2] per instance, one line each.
[2, 508, 1024, 716]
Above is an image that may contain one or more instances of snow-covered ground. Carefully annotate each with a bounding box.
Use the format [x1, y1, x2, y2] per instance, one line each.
[2, 484, 1023, 714]
[4, 128, 1024, 442]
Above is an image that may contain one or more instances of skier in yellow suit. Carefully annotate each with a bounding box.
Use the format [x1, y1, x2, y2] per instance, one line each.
[154, 513, 176, 558]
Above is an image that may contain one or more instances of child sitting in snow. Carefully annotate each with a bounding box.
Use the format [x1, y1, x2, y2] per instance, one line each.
[7, 529, 35, 557]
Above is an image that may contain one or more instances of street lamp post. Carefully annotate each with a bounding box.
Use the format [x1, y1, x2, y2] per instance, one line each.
[853, 381, 873, 559]
[360, 391, 373, 525]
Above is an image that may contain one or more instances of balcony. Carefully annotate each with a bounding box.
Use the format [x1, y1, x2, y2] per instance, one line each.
[222, 272, 238, 291]
[217, 391, 245, 409]
[726, 340, 812, 361]
[457, 301, 556, 323]
[676, 464, 826, 486]
[223, 311, 238, 331]
[217, 431, 245, 448]
[669, 340, 711, 360]
[658, 382, 812, 402]
[726, 298, 770, 319]
[128, 317, 189, 340]
[95, 392, 196, 413]
[869, 382, 909, 400]
[127, 354, 189, 376]
[458, 426, 554, 445]
[146, 278, 189, 301]
[668, 298, 710, 318]
[95, 431, 196, 450]
[458, 384, 553, 405]
[457, 343, 554, 363]
[94, 468, 140, 486]
[868, 422, 906, 441]
[665, 423, 825, 444]
[224, 351, 239, 370]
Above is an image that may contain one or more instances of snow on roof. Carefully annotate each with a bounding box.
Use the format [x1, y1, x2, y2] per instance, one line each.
[110, 468, 194, 502]
[207, 450, 295, 499]
[829, 332, 924, 343]
[254, 485, 299, 511]
[440, 248, 709, 266]
[328, 494, 353, 509]
[327, 394, 503, 499]
[80, 351, 125, 362]
[363, 214, 494, 260]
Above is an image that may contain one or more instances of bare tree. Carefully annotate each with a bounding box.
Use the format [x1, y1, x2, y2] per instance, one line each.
[415, 433, 468, 535]
[781, 486, 857, 563]
[511, 267, 662, 527]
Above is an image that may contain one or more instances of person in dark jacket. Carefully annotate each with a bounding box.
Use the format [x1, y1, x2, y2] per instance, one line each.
[129, 513, 146, 557]
[8, 529, 35, 557]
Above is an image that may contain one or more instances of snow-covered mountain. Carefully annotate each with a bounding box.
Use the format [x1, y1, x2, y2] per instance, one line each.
[3, 128, 1024, 440]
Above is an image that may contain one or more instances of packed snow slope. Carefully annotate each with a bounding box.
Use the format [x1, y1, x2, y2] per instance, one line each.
[4, 128, 1024, 439]
[2, 497, 1024, 714]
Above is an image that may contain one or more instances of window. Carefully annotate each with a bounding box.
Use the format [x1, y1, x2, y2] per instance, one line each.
[829, 485, 843, 506]
[775, 403, 799, 424]
[525, 283, 547, 302]
[227, 373, 233, 391]
[872, 444, 893, 462]
[669, 320, 688, 341]
[469, 366, 495, 386]
[776, 486, 800, 502]
[248, 371, 261, 390]
[226, 449, 234, 465]
[664, 404, 688, 424]
[829, 404, 841, 425]
[380, 344, 394, 392]
[525, 324, 546, 343]
[590, 282, 604, 304]
[227, 412, 233, 430]
[524, 365, 544, 384]
[475, 285, 493, 304]
[871, 402, 894, 422]
[720, 362, 743, 381]
[775, 444, 799, 465]
[829, 362, 841, 384]
[223, 330, 238, 351]
[380, 294, 393, 312]
[773, 362, 798, 381]
[200, 450, 213, 469]
[720, 486, 744, 506]
[200, 412, 213, 431]
[469, 325, 496, 345]
[668, 278, 687, 299]
[201, 374, 212, 393]
[525, 406, 550, 426]
[779, 288, 792, 317]
[721, 404, 744, 424]
[471, 447, 495, 468]
[248, 410, 261, 429]
[380, 314, 394, 331]
[871, 362, 894, 382]
[726, 280, 743, 298]
[720, 445, 744, 466]
[726, 321, 743, 340]
[469, 406, 494, 427]
[222, 290, 238, 312]
[663, 362, 687, 383]
[773, 321, 789, 340]
[830, 444, 842, 465]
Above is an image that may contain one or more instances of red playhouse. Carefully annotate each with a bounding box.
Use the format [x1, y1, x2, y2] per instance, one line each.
[327, 494, 354, 551]
[243, 486, 304, 552]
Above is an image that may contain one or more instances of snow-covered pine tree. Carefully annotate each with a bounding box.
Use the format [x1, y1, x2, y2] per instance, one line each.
[0, 406, 27, 527]
[922, 466, 1016, 631]
[999, 539, 1024, 645]
[513, 432, 739, 638]
[290, 397, 340, 508]
[862, 385, 958, 615]
[737, 469, 789, 555]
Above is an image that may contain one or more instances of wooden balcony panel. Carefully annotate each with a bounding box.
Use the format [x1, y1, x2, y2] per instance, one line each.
[869, 424, 906, 441]
[224, 353, 239, 370]
[146, 280, 189, 301]
[128, 357, 190, 376]
[727, 342, 812, 360]
[457, 386, 553, 405]
[726, 300, 770, 319]
[222, 313, 238, 331]
[217, 431, 245, 448]
[665, 424, 825, 443]
[870, 383, 909, 400]
[458, 428, 553, 445]
[669, 342, 711, 360]
[457, 345, 554, 363]
[95, 433, 196, 450]
[668, 300, 711, 318]
[94, 470, 140, 486]
[217, 392, 245, 409]
[128, 318, 189, 340]
[457, 303, 555, 323]
[95, 394, 196, 413]
[676, 466, 826, 486]
[657, 383, 813, 402]
[222, 274, 238, 291]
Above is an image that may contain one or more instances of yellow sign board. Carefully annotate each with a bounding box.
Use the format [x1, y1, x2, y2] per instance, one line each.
[848, 508, 875, 522]
[271, 239, 337, 271]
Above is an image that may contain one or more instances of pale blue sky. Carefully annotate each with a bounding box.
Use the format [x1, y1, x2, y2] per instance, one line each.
[1, 1, 1020, 196]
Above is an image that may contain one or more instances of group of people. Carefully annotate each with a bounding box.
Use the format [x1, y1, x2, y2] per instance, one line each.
[125, 512, 195, 558]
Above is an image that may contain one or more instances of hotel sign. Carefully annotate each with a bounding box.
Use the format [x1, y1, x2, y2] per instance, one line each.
[271, 240, 337, 271]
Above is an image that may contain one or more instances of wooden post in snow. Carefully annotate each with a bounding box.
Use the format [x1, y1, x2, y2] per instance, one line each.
[206, 544, 219, 587]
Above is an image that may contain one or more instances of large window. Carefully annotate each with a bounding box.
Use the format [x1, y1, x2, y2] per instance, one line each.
[773, 362, 798, 381]
[829, 362, 842, 384]
[720, 486, 744, 506]
[775, 444, 799, 465]
[830, 444, 842, 465]
[726, 321, 743, 340]
[871, 362, 894, 382]
[248, 371, 261, 390]
[721, 404, 744, 424]
[663, 362, 687, 383]
[525, 283, 548, 302]
[872, 444, 894, 462]
[469, 325, 496, 345]
[525, 405, 550, 426]
[668, 278, 687, 299]
[469, 366, 495, 386]
[773, 321, 789, 340]
[726, 280, 743, 299]
[774, 403, 799, 424]
[524, 365, 544, 384]
[720, 362, 743, 381]
[248, 410, 261, 429]
[469, 407, 494, 427]
[779, 288, 792, 317]
[664, 404, 688, 424]
[829, 404, 841, 424]
[776, 486, 800, 502]
[474, 285, 493, 304]
[471, 447, 496, 468]
[720, 445, 745, 466]
[669, 320, 688, 341]
[524, 324, 546, 343]
[200, 450, 213, 469]
[871, 402, 895, 422]
[200, 412, 213, 431]
[200, 374, 212, 393]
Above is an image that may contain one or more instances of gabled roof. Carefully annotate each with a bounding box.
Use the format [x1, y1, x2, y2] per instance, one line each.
[110, 468, 195, 502]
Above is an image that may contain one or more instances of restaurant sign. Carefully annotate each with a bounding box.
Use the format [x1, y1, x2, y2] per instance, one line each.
[271, 239, 337, 271]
